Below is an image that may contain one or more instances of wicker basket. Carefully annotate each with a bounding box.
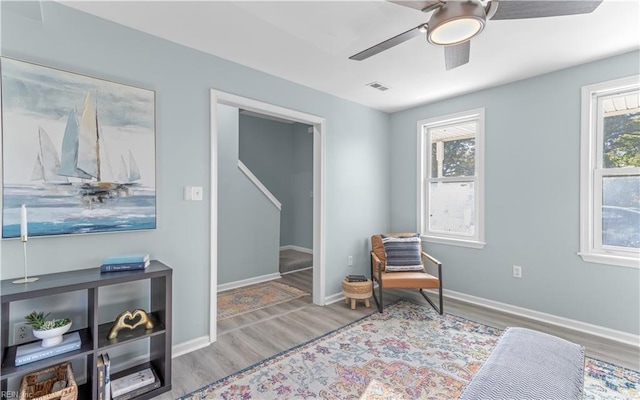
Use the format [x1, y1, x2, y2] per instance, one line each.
[19, 362, 77, 400]
[342, 278, 372, 297]
[342, 278, 372, 309]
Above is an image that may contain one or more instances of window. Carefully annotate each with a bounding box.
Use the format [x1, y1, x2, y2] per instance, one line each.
[580, 76, 640, 268]
[418, 108, 485, 248]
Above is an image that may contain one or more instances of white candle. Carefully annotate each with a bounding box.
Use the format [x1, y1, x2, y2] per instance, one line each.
[20, 204, 28, 241]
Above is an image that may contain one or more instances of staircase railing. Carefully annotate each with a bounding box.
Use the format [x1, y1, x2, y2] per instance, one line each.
[237, 160, 282, 211]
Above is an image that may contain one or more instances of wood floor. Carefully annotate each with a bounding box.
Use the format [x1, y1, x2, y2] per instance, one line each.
[157, 269, 639, 399]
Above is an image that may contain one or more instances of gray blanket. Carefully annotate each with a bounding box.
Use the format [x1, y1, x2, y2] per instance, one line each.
[459, 327, 585, 400]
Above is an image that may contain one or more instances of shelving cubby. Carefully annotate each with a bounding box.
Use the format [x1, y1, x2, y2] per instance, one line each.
[1, 260, 172, 399]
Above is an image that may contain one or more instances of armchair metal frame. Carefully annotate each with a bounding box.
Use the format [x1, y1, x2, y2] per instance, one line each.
[370, 236, 443, 315]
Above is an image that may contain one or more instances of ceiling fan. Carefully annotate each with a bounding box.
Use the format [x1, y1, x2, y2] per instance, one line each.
[349, 0, 603, 70]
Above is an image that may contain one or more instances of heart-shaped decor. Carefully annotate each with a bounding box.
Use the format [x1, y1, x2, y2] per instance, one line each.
[107, 308, 154, 340]
[122, 310, 142, 329]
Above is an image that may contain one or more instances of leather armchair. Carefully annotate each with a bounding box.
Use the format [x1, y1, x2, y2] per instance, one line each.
[370, 233, 443, 314]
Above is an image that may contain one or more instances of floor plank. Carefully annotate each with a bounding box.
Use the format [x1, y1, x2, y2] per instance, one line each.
[157, 270, 638, 399]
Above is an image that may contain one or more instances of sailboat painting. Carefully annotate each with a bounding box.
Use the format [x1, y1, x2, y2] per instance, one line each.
[1, 57, 156, 238]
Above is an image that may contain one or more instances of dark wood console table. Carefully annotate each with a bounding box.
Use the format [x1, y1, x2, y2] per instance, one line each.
[1, 260, 172, 399]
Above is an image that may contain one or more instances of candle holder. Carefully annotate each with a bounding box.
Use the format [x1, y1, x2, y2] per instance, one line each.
[12, 235, 39, 284]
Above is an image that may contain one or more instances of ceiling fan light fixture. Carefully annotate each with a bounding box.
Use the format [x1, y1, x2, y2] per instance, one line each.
[427, 1, 486, 46]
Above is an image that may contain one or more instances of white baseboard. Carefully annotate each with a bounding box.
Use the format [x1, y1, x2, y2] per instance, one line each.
[446, 289, 638, 347]
[217, 273, 281, 292]
[280, 266, 313, 276]
[172, 286, 640, 360]
[279, 245, 313, 254]
[173, 335, 211, 358]
[325, 282, 378, 306]
[324, 291, 345, 305]
[396, 288, 639, 347]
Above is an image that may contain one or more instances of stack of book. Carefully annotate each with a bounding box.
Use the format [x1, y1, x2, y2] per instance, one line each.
[97, 353, 111, 400]
[345, 274, 368, 282]
[15, 331, 81, 366]
[96, 354, 160, 400]
[100, 254, 150, 273]
[111, 366, 159, 400]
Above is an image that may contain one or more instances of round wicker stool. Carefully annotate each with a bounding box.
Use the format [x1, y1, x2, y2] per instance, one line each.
[342, 278, 372, 310]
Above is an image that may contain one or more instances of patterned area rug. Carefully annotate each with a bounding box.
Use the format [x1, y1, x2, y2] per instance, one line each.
[189, 300, 639, 399]
[218, 281, 309, 320]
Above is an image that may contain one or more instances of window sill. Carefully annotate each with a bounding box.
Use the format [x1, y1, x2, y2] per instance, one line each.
[421, 235, 486, 249]
[578, 252, 640, 269]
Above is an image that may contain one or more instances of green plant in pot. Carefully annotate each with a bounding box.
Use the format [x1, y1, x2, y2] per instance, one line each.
[25, 311, 72, 347]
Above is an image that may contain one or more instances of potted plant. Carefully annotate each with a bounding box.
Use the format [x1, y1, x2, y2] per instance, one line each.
[25, 311, 72, 347]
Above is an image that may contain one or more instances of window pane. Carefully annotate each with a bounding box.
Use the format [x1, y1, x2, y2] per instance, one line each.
[429, 181, 475, 236]
[602, 175, 640, 249]
[431, 142, 437, 177]
[602, 94, 640, 169]
[431, 138, 475, 178]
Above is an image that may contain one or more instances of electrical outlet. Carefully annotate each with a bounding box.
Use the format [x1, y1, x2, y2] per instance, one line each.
[14, 322, 34, 345]
[348, 256, 353, 266]
[513, 265, 522, 279]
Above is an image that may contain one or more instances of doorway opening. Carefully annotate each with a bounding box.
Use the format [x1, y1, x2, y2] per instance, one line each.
[209, 90, 325, 343]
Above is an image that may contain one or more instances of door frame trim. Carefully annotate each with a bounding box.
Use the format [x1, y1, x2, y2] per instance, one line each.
[209, 89, 326, 343]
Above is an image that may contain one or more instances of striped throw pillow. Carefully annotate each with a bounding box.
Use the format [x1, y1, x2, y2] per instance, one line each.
[381, 234, 424, 272]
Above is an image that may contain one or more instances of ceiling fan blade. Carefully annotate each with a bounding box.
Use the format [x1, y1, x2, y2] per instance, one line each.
[349, 25, 424, 61]
[444, 41, 470, 70]
[490, 0, 603, 20]
[389, 1, 443, 13]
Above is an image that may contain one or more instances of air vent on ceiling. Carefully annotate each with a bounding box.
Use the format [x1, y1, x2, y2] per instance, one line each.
[366, 81, 390, 91]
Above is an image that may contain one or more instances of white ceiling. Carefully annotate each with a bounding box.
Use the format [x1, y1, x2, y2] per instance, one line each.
[60, 0, 640, 113]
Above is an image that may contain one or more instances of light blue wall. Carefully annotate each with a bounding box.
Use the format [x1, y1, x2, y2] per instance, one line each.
[290, 123, 314, 249]
[219, 107, 281, 284]
[389, 51, 640, 335]
[4, 0, 633, 345]
[0, 2, 391, 345]
[238, 114, 313, 250]
[238, 114, 293, 246]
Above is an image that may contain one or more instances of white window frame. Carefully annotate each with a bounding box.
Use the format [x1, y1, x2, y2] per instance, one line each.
[417, 108, 485, 249]
[579, 75, 640, 268]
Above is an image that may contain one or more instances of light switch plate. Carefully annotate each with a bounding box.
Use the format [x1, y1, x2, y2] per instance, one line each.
[184, 186, 203, 201]
[192, 187, 203, 201]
